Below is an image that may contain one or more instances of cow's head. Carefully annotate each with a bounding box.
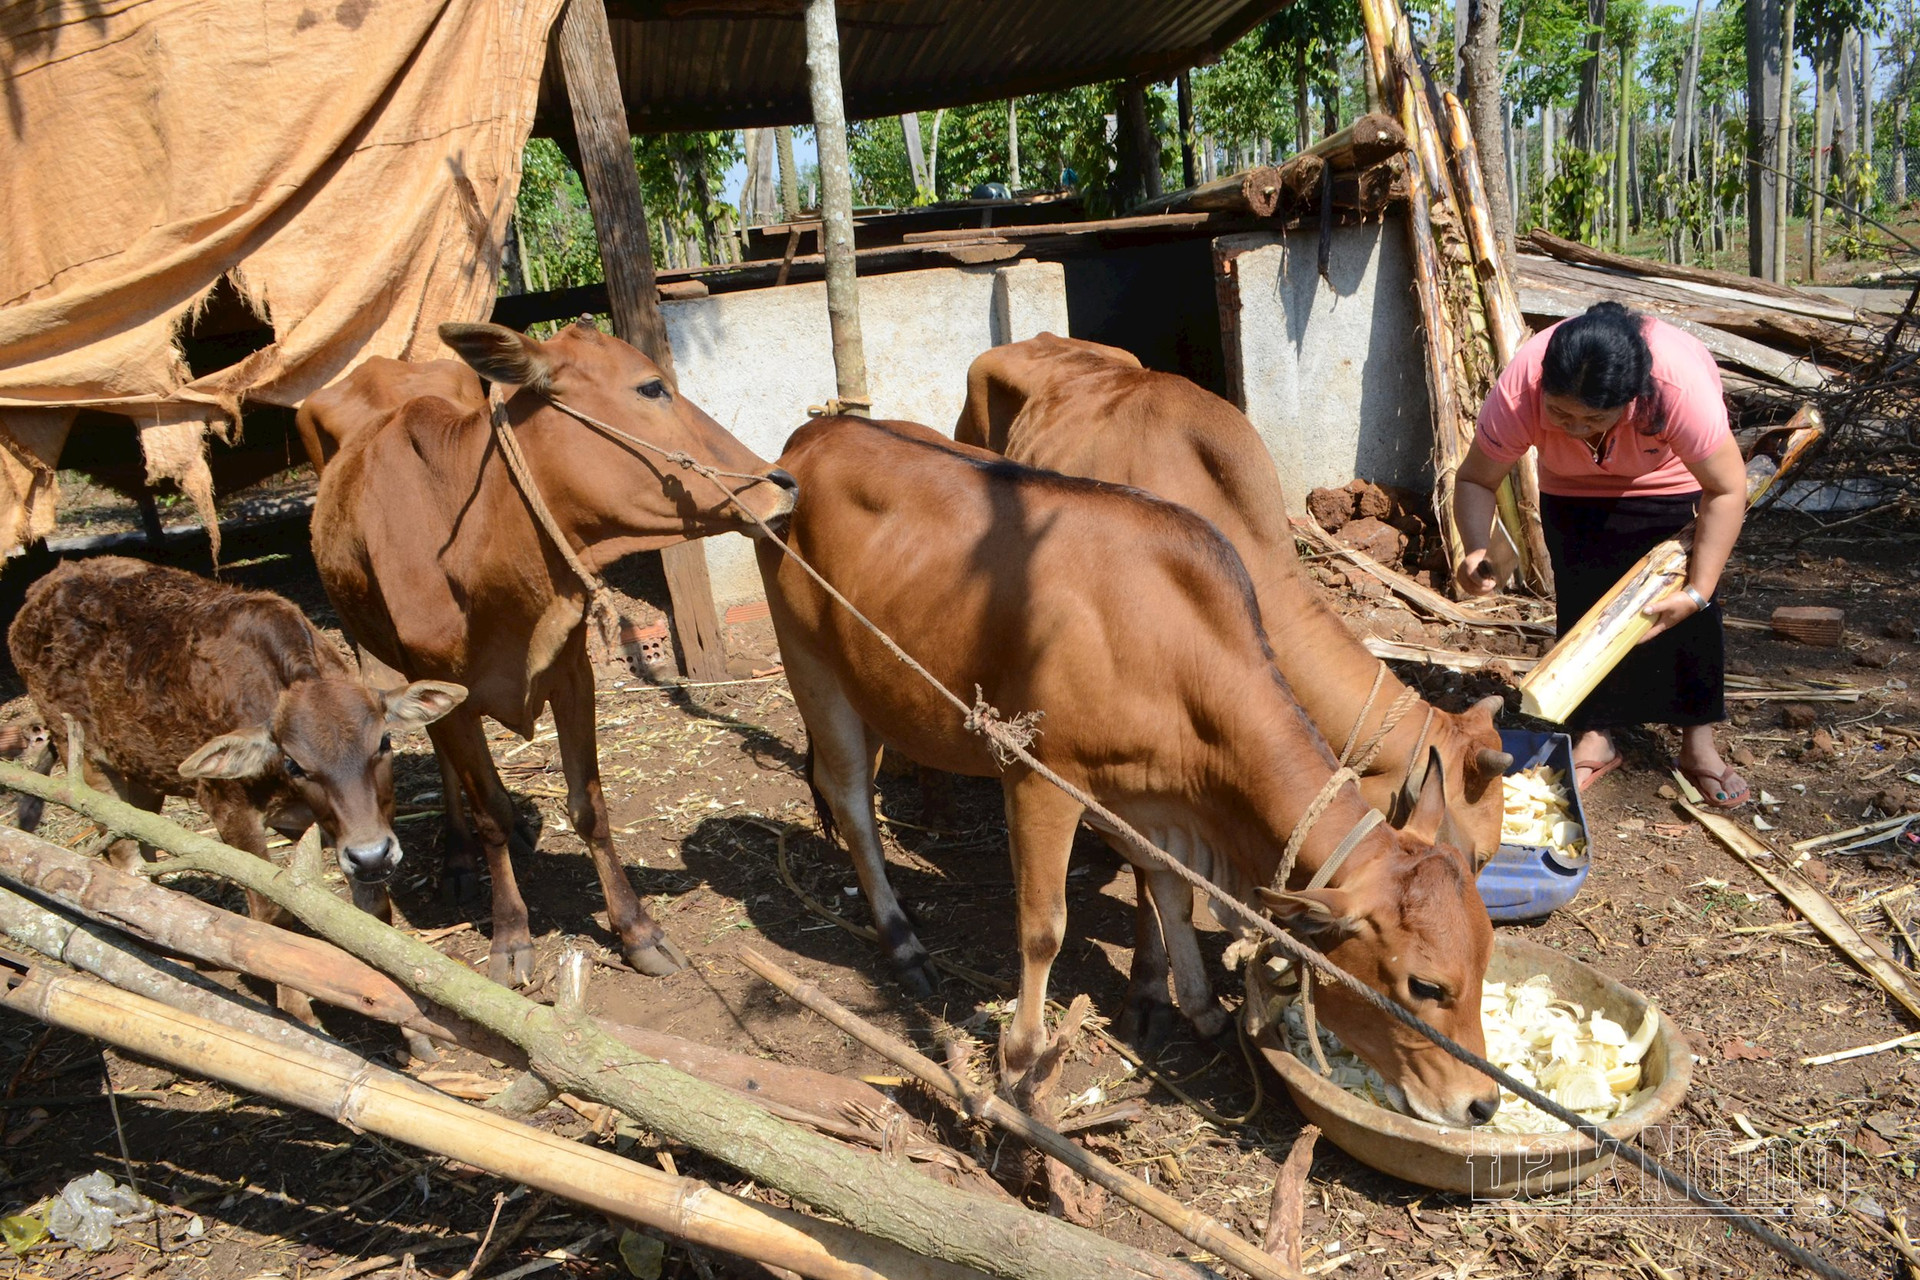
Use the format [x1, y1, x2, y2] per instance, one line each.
[1261, 752, 1500, 1129]
[1385, 694, 1511, 872]
[180, 679, 466, 884]
[438, 321, 798, 543]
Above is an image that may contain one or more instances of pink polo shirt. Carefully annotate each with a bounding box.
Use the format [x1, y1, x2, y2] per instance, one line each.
[1475, 317, 1732, 498]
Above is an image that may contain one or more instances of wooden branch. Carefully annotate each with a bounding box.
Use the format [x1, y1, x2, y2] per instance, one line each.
[736, 949, 1306, 1280]
[0, 762, 1214, 1280]
[1294, 522, 1553, 634]
[0, 966, 990, 1280]
[1676, 795, 1920, 1025]
[0, 830, 898, 1137]
[901, 214, 1214, 243]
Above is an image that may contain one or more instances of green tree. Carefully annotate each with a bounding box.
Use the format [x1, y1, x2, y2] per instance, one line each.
[514, 138, 603, 295]
[1191, 30, 1297, 168]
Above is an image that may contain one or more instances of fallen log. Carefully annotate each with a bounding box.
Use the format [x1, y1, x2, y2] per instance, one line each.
[0, 829, 898, 1138]
[0, 963, 990, 1280]
[737, 948, 1307, 1280]
[0, 762, 1217, 1280]
[1523, 229, 1847, 311]
[1518, 408, 1823, 722]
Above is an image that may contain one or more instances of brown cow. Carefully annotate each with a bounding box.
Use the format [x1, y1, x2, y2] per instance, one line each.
[311, 321, 797, 985]
[295, 357, 482, 473]
[7, 557, 464, 1017]
[957, 334, 1511, 865]
[760, 416, 1498, 1127]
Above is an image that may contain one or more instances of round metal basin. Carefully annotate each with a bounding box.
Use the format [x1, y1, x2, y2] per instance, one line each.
[1254, 935, 1693, 1196]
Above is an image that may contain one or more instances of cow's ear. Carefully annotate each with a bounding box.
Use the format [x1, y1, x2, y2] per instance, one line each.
[438, 323, 553, 394]
[1257, 886, 1361, 940]
[180, 726, 279, 780]
[1396, 746, 1450, 845]
[384, 681, 467, 731]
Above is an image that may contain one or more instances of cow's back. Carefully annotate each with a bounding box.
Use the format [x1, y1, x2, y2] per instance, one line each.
[296, 358, 483, 473]
[958, 336, 1300, 607]
[8, 557, 338, 794]
[763, 417, 1290, 783]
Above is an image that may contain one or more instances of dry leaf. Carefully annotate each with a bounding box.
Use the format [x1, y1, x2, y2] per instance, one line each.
[1854, 1126, 1894, 1158]
[1721, 1038, 1773, 1062]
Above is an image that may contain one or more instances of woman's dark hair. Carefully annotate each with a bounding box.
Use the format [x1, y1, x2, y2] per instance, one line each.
[1540, 301, 1655, 410]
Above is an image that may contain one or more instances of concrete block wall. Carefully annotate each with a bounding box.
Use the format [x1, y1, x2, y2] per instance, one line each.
[664, 260, 1069, 604]
[1215, 224, 1433, 509]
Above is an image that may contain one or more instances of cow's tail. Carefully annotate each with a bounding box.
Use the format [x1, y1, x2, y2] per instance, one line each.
[802, 733, 840, 850]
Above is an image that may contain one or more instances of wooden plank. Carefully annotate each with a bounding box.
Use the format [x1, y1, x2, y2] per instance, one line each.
[558, 0, 729, 681]
[1678, 792, 1920, 1025]
[902, 213, 1215, 242]
[1362, 636, 1540, 673]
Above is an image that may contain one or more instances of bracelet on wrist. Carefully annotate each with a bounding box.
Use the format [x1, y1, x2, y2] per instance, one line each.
[1680, 585, 1711, 612]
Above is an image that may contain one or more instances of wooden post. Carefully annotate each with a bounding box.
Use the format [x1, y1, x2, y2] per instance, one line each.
[557, 0, 730, 682]
[805, 0, 871, 415]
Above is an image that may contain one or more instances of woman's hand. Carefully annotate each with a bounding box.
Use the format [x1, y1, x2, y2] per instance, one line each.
[1454, 549, 1501, 597]
[1639, 589, 1701, 643]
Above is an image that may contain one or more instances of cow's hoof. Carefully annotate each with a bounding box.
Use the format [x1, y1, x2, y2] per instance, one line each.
[896, 955, 939, 999]
[1117, 996, 1179, 1058]
[402, 1029, 441, 1065]
[488, 940, 536, 987]
[1189, 1003, 1234, 1045]
[626, 935, 688, 977]
[440, 866, 482, 905]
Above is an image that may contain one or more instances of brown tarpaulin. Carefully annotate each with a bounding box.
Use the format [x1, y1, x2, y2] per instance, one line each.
[0, 0, 565, 555]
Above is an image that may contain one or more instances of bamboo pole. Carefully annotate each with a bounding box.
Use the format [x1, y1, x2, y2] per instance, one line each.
[737, 949, 1307, 1280]
[0, 965, 987, 1280]
[0, 830, 895, 1134]
[0, 762, 1214, 1280]
[1518, 408, 1823, 721]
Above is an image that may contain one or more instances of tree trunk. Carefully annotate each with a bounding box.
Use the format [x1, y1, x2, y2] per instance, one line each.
[1809, 52, 1828, 278]
[1860, 30, 1874, 217]
[806, 0, 870, 413]
[0, 765, 1223, 1280]
[1459, 0, 1515, 257]
[1614, 44, 1631, 249]
[1116, 81, 1163, 209]
[1009, 99, 1023, 189]
[1897, 99, 1908, 204]
[901, 113, 929, 195]
[1837, 28, 1859, 231]
[1505, 103, 1520, 226]
[1571, 0, 1607, 150]
[1176, 74, 1196, 189]
[754, 129, 778, 225]
[1294, 47, 1312, 153]
[1773, 0, 1796, 283]
[777, 127, 801, 221]
[1746, 0, 1784, 280]
[1542, 102, 1557, 186]
[501, 217, 528, 295]
[1629, 109, 1644, 231]
[1669, 0, 1706, 218]
[741, 128, 763, 224]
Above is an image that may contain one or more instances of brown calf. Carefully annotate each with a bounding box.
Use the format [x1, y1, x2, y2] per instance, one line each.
[957, 334, 1511, 864]
[311, 321, 797, 985]
[759, 417, 1498, 1127]
[7, 557, 463, 1016]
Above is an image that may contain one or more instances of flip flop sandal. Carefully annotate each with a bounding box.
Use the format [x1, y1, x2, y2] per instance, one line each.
[1573, 752, 1624, 794]
[1674, 759, 1752, 810]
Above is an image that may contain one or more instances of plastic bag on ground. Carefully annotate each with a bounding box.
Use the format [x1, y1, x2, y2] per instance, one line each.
[45, 1172, 152, 1252]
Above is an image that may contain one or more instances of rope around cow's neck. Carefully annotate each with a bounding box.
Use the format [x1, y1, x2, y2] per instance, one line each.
[536, 396, 1857, 1280]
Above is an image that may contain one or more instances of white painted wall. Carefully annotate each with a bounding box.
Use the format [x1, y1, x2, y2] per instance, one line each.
[1217, 225, 1433, 508]
[664, 260, 1069, 604]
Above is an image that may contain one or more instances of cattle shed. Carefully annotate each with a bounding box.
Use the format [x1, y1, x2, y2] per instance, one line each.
[2, 0, 1437, 671]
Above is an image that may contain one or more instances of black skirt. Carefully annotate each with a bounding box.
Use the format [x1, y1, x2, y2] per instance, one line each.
[1540, 491, 1726, 730]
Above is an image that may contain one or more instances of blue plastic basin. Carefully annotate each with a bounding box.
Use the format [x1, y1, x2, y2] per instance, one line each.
[1474, 729, 1592, 922]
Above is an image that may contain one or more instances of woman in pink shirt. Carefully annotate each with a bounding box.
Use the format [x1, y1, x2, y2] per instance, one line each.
[1454, 302, 1752, 808]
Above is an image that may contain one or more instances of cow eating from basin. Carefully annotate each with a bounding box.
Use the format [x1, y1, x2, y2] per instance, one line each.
[759, 415, 1499, 1128]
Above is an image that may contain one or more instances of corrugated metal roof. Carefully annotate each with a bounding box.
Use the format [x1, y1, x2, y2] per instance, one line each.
[534, 0, 1285, 134]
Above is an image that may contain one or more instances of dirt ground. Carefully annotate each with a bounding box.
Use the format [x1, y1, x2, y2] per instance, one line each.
[0, 488, 1916, 1280]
